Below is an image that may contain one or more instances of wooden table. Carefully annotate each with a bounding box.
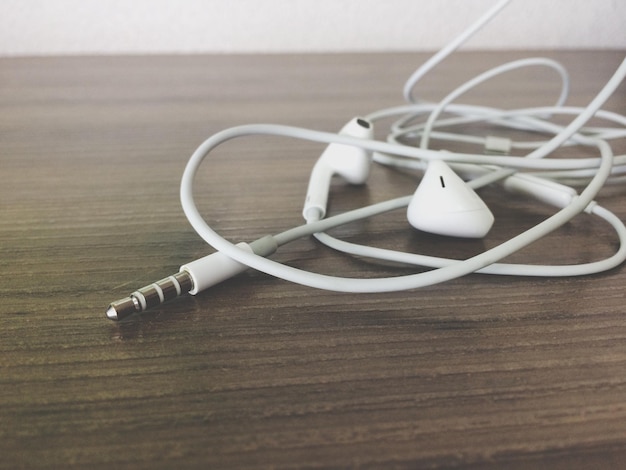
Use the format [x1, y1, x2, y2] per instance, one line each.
[2, 51, 625, 469]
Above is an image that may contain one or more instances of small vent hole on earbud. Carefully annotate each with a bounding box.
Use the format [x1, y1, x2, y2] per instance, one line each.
[356, 118, 371, 129]
[439, 176, 446, 188]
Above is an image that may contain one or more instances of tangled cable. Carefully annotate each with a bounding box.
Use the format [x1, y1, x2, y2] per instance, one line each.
[178, 1, 626, 294]
[105, 0, 626, 321]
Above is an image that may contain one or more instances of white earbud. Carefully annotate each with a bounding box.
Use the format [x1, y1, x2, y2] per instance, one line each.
[407, 160, 494, 238]
[303, 117, 374, 222]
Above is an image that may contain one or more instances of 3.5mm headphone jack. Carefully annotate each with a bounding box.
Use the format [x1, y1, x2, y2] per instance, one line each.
[106, 271, 194, 321]
[106, 236, 277, 321]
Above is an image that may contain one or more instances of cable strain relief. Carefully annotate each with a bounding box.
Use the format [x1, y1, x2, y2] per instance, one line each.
[303, 206, 324, 224]
[484, 135, 512, 155]
[584, 199, 598, 214]
[249, 235, 278, 257]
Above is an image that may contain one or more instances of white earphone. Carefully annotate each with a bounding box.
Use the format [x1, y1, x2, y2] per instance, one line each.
[303, 119, 495, 238]
[303, 117, 374, 222]
[407, 159, 494, 238]
[106, 0, 626, 320]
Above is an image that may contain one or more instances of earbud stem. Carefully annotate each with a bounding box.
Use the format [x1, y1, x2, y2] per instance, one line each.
[302, 117, 374, 223]
[303, 163, 333, 222]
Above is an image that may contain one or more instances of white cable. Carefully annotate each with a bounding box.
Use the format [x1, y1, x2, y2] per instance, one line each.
[403, 0, 513, 103]
[373, 105, 626, 177]
[374, 104, 626, 151]
[108, 0, 626, 320]
[179, 39, 625, 291]
[179, 130, 616, 292]
[418, 57, 570, 149]
[313, 202, 626, 277]
[180, 9, 625, 292]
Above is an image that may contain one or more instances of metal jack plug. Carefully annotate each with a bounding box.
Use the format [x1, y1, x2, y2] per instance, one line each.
[105, 236, 278, 321]
[106, 272, 193, 321]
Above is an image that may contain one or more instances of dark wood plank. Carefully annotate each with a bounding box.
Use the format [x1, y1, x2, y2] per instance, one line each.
[1, 51, 625, 469]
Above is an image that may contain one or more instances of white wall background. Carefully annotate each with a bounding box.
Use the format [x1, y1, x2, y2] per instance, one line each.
[1, 0, 625, 57]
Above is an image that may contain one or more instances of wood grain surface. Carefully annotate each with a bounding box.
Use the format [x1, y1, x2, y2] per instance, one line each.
[1, 51, 625, 469]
